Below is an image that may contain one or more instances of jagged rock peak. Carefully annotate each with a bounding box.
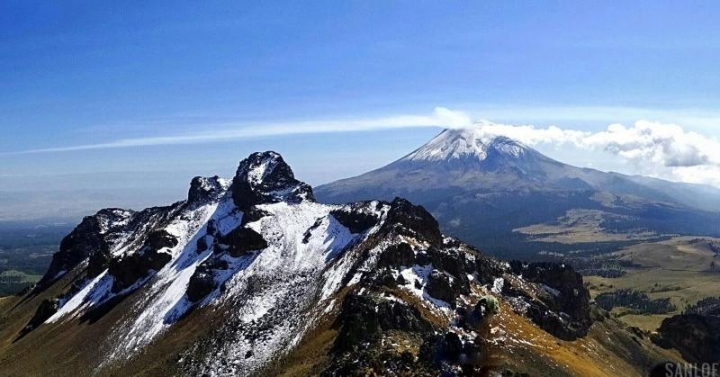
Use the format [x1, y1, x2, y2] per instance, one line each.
[235, 151, 287, 186]
[402, 126, 530, 162]
[188, 176, 231, 203]
[231, 151, 314, 210]
[35, 208, 134, 289]
[384, 197, 443, 244]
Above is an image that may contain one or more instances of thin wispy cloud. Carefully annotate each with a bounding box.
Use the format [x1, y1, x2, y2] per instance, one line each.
[6, 107, 472, 155]
[5, 106, 720, 187]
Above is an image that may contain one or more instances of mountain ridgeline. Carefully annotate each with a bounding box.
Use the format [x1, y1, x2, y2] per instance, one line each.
[0, 151, 683, 376]
[315, 128, 720, 257]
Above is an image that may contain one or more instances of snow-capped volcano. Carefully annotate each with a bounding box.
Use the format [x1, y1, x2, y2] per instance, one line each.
[403, 127, 530, 163]
[315, 128, 720, 257]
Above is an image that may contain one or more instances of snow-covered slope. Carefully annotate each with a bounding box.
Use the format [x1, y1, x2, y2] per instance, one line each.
[21, 152, 389, 373]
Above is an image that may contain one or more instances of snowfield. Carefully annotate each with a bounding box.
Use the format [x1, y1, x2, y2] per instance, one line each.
[404, 127, 529, 162]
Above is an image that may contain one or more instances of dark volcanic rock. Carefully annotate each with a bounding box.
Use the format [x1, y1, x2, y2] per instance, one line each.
[196, 235, 212, 253]
[417, 246, 472, 289]
[19, 298, 59, 338]
[37, 209, 134, 289]
[144, 230, 179, 251]
[107, 228, 178, 292]
[333, 293, 433, 353]
[524, 301, 585, 342]
[187, 270, 216, 303]
[508, 261, 593, 340]
[653, 314, 720, 363]
[330, 203, 381, 234]
[108, 254, 151, 293]
[87, 249, 113, 279]
[473, 257, 505, 285]
[187, 258, 230, 303]
[376, 242, 416, 268]
[425, 269, 464, 307]
[146, 249, 173, 271]
[231, 151, 314, 211]
[188, 176, 227, 203]
[224, 226, 268, 257]
[384, 198, 442, 245]
[441, 332, 464, 362]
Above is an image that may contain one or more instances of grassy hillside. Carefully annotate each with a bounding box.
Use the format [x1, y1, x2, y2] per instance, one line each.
[0, 270, 41, 296]
[585, 237, 720, 332]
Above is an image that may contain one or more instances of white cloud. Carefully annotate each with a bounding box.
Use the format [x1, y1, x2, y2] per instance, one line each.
[670, 165, 720, 188]
[474, 121, 589, 146]
[477, 119, 720, 187]
[581, 120, 719, 167]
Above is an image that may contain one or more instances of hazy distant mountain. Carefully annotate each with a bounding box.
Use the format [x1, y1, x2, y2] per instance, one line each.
[0, 152, 681, 376]
[315, 127, 720, 256]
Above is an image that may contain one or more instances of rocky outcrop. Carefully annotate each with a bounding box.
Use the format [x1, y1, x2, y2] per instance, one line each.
[376, 242, 415, 268]
[36, 208, 134, 290]
[426, 269, 465, 307]
[18, 298, 59, 338]
[106, 230, 177, 292]
[223, 226, 268, 258]
[231, 151, 314, 211]
[330, 202, 382, 234]
[108, 250, 172, 293]
[188, 176, 229, 203]
[508, 261, 593, 340]
[383, 198, 442, 245]
[333, 293, 434, 353]
[653, 314, 720, 364]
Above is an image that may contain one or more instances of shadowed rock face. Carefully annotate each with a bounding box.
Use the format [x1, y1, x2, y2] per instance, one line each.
[17, 298, 59, 339]
[330, 202, 382, 234]
[188, 176, 228, 203]
[507, 261, 593, 341]
[425, 269, 465, 307]
[224, 226, 268, 258]
[333, 293, 433, 353]
[231, 151, 314, 211]
[383, 197, 443, 245]
[653, 314, 720, 364]
[107, 230, 178, 293]
[36, 208, 135, 290]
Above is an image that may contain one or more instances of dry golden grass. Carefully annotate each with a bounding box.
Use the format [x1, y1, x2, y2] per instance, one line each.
[489, 300, 681, 377]
[514, 209, 659, 244]
[585, 237, 720, 331]
[615, 237, 720, 272]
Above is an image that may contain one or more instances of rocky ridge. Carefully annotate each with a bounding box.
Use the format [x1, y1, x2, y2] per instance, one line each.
[0, 151, 680, 376]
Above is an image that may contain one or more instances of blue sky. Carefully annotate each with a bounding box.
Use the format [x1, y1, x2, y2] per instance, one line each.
[2, 1, 720, 220]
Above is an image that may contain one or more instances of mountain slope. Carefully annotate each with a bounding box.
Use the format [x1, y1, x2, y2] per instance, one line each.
[315, 127, 720, 257]
[0, 152, 682, 376]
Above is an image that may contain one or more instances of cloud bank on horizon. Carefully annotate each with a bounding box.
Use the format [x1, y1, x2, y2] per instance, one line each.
[6, 107, 719, 188]
[474, 118, 720, 188]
